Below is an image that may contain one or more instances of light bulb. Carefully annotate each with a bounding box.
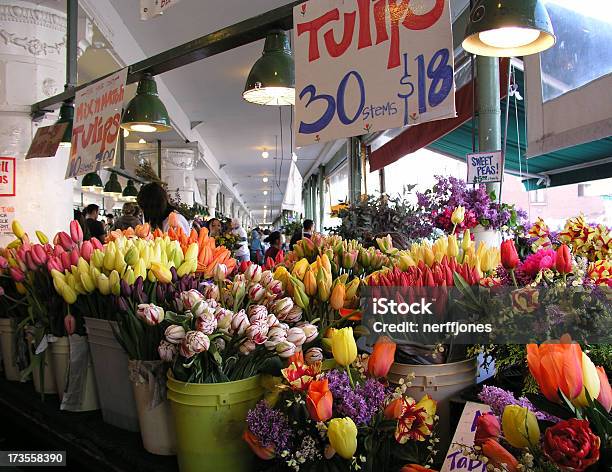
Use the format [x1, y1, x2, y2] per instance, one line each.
[263, 190, 268, 196]
[479, 27, 540, 49]
[264, 205, 267, 209]
[123, 129, 130, 137]
[138, 138, 147, 144]
[130, 124, 158, 133]
[262, 151, 269, 159]
[262, 177, 269, 183]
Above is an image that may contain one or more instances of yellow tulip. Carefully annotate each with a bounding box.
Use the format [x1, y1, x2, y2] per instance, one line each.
[432, 237, 448, 262]
[345, 278, 360, 300]
[274, 266, 290, 288]
[103, 247, 116, 272]
[174, 246, 185, 267]
[97, 274, 111, 296]
[328, 418, 358, 459]
[292, 258, 310, 281]
[451, 206, 465, 225]
[185, 242, 198, 262]
[124, 247, 139, 267]
[65, 273, 77, 290]
[316, 267, 331, 302]
[114, 250, 127, 274]
[80, 271, 96, 293]
[501, 405, 540, 448]
[573, 352, 601, 408]
[423, 247, 435, 267]
[447, 235, 459, 258]
[109, 270, 121, 296]
[134, 258, 147, 280]
[122, 267, 136, 285]
[479, 248, 500, 273]
[91, 249, 104, 270]
[462, 229, 472, 253]
[331, 327, 357, 367]
[77, 257, 89, 275]
[150, 262, 172, 284]
[11, 220, 25, 239]
[330, 283, 346, 310]
[398, 253, 416, 271]
[303, 269, 317, 297]
[35, 230, 49, 245]
[7, 239, 22, 249]
[60, 284, 77, 304]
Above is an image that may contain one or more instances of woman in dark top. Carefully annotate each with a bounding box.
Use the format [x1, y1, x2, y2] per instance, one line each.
[83, 204, 105, 243]
[264, 231, 282, 261]
[136, 182, 190, 233]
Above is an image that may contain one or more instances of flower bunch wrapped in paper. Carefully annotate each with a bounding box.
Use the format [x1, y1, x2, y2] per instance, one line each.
[244, 331, 438, 470]
[471, 337, 611, 472]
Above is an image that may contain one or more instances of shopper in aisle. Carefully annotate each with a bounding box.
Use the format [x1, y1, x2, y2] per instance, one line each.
[83, 204, 106, 243]
[137, 182, 190, 234]
[105, 214, 115, 233]
[289, 219, 314, 249]
[250, 228, 264, 264]
[207, 218, 222, 237]
[264, 231, 282, 261]
[113, 203, 142, 231]
[231, 218, 250, 262]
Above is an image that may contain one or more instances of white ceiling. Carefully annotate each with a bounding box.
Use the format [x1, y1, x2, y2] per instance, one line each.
[74, 0, 470, 223]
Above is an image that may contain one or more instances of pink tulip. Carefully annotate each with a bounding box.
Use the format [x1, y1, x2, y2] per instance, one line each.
[70, 220, 83, 244]
[60, 252, 71, 271]
[0, 256, 8, 270]
[56, 232, 74, 251]
[32, 245, 48, 265]
[47, 257, 62, 273]
[91, 238, 103, 250]
[80, 241, 93, 262]
[53, 244, 65, 257]
[16, 247, 26, 262]
[9, 267, 25, 282]
[69, 248, 79, 267]
[64, 314, 76, 335]
[25, 252, 38, 271]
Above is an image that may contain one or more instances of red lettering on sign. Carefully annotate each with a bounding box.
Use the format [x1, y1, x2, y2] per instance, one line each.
[324, 11, 356, 58]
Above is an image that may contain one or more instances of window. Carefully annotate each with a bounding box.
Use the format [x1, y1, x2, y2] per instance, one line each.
[541, 0, 612, 101]
[529, 188, 547, 204]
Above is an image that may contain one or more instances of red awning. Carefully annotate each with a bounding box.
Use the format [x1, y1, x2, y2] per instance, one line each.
[370, 58, 509, 172]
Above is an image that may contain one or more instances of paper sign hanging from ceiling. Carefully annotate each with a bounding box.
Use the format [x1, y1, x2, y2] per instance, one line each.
[466, 151, 504, 185]
[65, 68, 128, 179]
[140, 0, 182, 20]
[26, 122, 68, 159]
[294, 0, 456, 147]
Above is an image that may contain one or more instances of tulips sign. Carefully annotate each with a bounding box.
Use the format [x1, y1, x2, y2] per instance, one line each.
[293, 0, 456, 146]
[0, 157, 15, 197]
[65, 68, 128, 179]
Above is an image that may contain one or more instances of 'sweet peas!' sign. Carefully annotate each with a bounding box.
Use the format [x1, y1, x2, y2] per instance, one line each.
[293, 0, 456, 146]
[466, 151, 504, 185]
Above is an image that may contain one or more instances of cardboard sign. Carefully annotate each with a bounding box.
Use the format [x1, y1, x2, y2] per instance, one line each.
[140, 0, 182, 20]
[26, 123, 68, 159]
[0, 157, 16, 197]
[294, 0, 456, 147]
[441, 402, 491, 472]
[467, 151, 504, 185]
[0, 205, 15, 236]
[65, 68, 128, 179]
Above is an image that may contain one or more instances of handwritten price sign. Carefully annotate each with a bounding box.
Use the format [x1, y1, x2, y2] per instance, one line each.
[467, 151, 504, 185]
[65, 68, 128, 179]
[293, 0, 456, 146]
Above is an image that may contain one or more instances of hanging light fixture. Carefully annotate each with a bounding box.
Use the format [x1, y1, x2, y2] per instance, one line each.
[81, 172, 103, 192]
[57, 100, 74, 148]
[462, 0, 555, 57]
[121, 73, 172, 133]
[122, 179, 139, 202]
[243, 30, 295, 106]
[103, 172, 123, 198]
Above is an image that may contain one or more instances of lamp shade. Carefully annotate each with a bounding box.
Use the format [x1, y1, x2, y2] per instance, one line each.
[81, 172, 103, 192]
[103, 172, 123, 197]
[121, 73, 172, 132]
[122, 179, 139, 202]
[243, 31, 295, 106]
[462, 0, 555, 57]
[57, 100, 74, 148]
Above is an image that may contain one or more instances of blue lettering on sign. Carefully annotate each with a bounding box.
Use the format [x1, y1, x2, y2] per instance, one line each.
[362, 102, 399, 121]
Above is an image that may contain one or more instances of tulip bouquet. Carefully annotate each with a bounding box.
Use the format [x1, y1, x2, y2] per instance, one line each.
[243, 331, 438, 471]
[469, 339, 611, 472]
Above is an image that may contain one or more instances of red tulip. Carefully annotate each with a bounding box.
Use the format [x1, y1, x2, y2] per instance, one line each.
[367, 336, 396, 378]
[60, 252, 71, 271]
[555, 244, 572, 274]
[70, 220, 83, 244]
[56, 231, 74, 251]
[596, 366, 611, 412]
[481, 439, 518, 472]
[80, 241, 93, 262]
[474, 412, 500, 446]
[500, 240, 519, 270]
[242, 429, 275, 460]
[306, 379, 333, 422]
[64, 314, 76, 335]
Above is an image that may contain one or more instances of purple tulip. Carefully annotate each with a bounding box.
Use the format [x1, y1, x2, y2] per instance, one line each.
[170, 266, 178, 283]
[120, 280, 133, 298]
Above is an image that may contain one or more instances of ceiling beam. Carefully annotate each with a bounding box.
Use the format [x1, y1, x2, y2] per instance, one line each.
[32, 1, 303, 116]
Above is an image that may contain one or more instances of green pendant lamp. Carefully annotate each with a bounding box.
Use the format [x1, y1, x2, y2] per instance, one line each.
[81, 172, 103, 193]
[103, 172, 123, 198]
[122, 179, 139, 202]
[463, 0, 555, 57]
[57, 100, 74, 148]
[121, 73, 172, 133]
[243, 30, 295, 106]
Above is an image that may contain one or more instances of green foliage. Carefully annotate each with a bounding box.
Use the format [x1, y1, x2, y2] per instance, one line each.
[585, 344, 612, 371]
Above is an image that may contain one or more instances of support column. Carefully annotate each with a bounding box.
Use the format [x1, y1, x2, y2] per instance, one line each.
[160, 149, 197, 206]
[0, 2, 77, 246]
[225, 196, 233, 219]
[477, 56, 502, 197]
[317, 166, 325, 232]
[206, 182, 220, 218]
[348, 137, 362, 204]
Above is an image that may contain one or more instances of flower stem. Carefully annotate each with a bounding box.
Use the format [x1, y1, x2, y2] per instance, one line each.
[346, 366, 355, 388]
[510, 269, 518, 288]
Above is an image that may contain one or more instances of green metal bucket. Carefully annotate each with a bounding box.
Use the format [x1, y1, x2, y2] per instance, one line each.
[167, 373, 263, 472]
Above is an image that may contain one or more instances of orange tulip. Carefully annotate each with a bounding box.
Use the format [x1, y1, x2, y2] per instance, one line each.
[596, 366, 612, 412]
[401, 465, 437, 472]
[243, 429, 275, 460]
[527, 341, 584, 403]
[330, 283, 346, 310]
[481, 439, 519, 472]
[384, 397, 403, 420]
[367, 336, 396, 378]
[306, 379, 333, 422]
